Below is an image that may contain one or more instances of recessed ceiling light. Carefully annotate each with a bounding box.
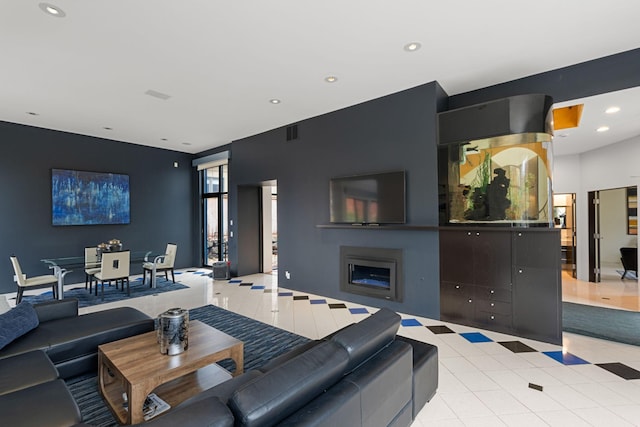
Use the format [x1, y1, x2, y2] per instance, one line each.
[596, 126, 610, 132]
[324, 76, 338, 83]
[269, 99, 281, 104]
[39, 3, 66, 17]
[103, 127, 112, 130]
[605, 106, 621, 114]
[161, 138, 168, 141]
[404, 42, 421, 52]
[182, 142, 192, 146]
[26, 112, 39, 116]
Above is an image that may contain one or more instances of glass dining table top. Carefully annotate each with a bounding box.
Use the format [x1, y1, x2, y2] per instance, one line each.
[41, 250, 163, 270]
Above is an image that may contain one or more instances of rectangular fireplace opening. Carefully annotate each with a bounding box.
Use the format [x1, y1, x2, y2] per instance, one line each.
[340, 246, 403, 302]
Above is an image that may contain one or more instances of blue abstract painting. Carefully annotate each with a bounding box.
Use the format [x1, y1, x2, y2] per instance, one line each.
[52, 169, 130, 226]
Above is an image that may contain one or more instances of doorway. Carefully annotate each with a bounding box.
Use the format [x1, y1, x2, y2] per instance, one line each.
[260, 182, 277, 273]
[202, 164, 228, 266]
[589, 187, 638, 282]
[553, 193, 576, 278]
[235, 182, 277, 276]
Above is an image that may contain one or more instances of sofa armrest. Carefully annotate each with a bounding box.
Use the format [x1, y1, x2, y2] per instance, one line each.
[34, 299, 78, 323]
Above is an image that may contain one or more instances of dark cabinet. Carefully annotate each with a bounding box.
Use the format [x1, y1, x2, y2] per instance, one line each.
[512, 231, 562, 344]
[439, 228, 562, 344]
[439, 230, 513, 334]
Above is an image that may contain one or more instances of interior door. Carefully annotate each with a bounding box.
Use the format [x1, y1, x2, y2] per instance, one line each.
[588, 190, 601, 282]
[236, 185, 262, 276]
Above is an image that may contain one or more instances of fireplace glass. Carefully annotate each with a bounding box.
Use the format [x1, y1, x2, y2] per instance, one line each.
[340, 246, 402, 302]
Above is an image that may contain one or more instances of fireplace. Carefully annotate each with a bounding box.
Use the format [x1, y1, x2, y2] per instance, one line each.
[340, 246, 403, 302]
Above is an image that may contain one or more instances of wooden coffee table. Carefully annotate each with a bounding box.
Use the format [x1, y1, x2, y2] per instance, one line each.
[98, 320, 243, 424]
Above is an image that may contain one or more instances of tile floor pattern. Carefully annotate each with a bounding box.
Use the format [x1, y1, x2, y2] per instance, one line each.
[6, 269, 640, 426]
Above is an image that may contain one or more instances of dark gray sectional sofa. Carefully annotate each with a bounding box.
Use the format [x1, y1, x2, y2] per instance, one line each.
[0, 298, 154, 427]
[133, 307, 439, 427]
[0, 300, 438, 427]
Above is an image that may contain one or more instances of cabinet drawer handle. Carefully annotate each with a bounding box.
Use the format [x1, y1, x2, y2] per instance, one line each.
[468, 299, 473, 303]
[491, 303, 495, 307]
[467, 232, 472, 236]
[490, 315, 495, 320]
[518, 232, 522, 237]
[455, 285, 460, 289]
[518, 269, 523, 274]
[490, 290, 495, 294]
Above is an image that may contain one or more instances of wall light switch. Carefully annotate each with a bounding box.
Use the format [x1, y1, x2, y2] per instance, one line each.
[285, 271, 291, 280]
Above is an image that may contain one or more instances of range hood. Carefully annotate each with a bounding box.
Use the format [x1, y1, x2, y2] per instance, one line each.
[437, 93, 554, 146]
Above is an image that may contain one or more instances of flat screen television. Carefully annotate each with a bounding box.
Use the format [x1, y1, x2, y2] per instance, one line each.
[330, 171, 406, 224]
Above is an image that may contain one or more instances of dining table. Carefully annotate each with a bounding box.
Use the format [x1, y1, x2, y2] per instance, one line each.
[41, 250, 166, 300]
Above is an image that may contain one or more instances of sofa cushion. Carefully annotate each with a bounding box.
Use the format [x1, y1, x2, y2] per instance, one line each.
[342, 339, 413, 426]
[395, 335, 439, 416]
[278, 380, 362, 427]
[34, 298, 78, 323]
[330, 307, 400, 371]
[0, 379, 81, 427]
[132, 396, 234, 427]
[0, 307, 153, 363]
[228, 340, 349, 427]
[0, 349, 59, 396]
[180, 370, 263, 408]
[0, 302, 39, 350]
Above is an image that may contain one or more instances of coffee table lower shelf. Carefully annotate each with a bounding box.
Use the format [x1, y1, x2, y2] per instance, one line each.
[101, 364, 232, 423]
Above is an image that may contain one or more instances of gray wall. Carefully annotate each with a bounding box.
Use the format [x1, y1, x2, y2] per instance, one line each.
[226, 82, 448, 319]
[449, 48, 640, 108]
[0, 121, 197, 293]
[220, 48, 640, 320]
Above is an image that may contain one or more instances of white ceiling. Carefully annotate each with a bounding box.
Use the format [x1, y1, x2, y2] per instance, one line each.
[2, 1, 640, 155]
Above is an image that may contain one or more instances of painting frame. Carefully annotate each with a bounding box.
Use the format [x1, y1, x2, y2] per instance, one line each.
[51, 168, 130, 226]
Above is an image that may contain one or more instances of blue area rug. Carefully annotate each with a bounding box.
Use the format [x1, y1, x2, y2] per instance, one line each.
[66, 304, 310, 426]
[563, 301, 640, 346]
[21, 277, 188, 308]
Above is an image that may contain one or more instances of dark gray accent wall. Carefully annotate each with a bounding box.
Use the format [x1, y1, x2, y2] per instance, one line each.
[449, 48, 640, 108]
[227, 82, 447, 319]
[0, 121, 197, 294]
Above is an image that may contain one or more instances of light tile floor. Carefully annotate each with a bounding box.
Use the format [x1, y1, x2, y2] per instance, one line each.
[6, 268, 640, 426]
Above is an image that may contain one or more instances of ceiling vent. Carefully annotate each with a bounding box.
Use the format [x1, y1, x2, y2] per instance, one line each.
[145, 89, 171, 101]
[437, 94, 554, 146]
[286, 124, 299, 141]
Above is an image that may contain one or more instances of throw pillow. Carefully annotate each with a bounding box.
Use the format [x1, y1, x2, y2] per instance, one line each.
[0, 302, 39, 350]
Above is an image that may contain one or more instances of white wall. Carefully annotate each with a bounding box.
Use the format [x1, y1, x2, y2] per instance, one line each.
[554, 135, 640, 280]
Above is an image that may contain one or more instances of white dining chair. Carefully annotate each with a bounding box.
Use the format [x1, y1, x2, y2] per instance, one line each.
[84, 246, 101, 293]
[142, 243, 177, 286]
[93, 250, 130, 300]
[9, 256, 58, 303]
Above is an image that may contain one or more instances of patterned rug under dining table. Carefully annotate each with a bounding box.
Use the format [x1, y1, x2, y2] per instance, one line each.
[97, 320, 244, 424]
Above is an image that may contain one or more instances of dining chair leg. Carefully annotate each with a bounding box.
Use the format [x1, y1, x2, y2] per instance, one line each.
[142, 269, 147, 286]
[171, 269, 175, 283]
[16, 288, 24, 304]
